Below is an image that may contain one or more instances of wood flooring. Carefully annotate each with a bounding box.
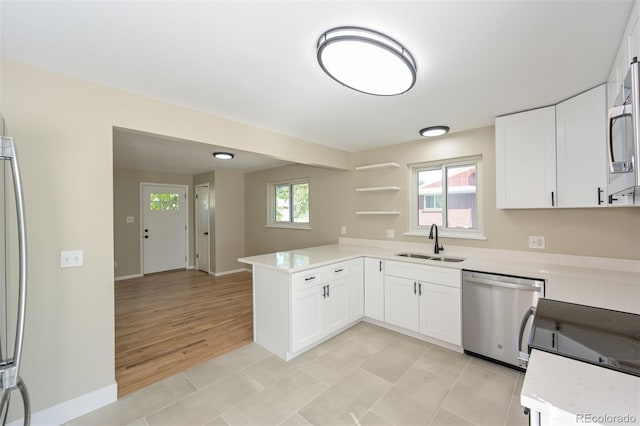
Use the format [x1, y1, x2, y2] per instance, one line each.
[115, 269, 253, 397]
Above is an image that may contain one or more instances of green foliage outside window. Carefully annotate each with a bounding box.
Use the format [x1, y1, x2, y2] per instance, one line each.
[150, 193, 180, 211]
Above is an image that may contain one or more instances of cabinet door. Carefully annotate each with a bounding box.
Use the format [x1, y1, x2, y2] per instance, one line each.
[556, 85, 607, 207]
[348, 258, 364, 322]
[364, 258, 384, 321]
[384, 275, 419, 332]
[291, 284, 324, 352]
[495, 106, 557, 208]
[323, 278, 350, 335]
[419, 282, 461, 345]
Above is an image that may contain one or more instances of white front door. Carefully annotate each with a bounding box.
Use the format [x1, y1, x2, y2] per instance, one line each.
[142, 184, 187, 274]
[195, 184, 210, 273]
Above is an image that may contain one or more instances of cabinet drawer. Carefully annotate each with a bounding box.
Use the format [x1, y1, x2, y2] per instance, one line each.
[328, 263, 350, 280]
[385, 260, 461, 288]
[292, 267, 327, 292]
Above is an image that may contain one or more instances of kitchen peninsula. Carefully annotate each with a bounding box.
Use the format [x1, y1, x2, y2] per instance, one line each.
[239, 238, 640, 361]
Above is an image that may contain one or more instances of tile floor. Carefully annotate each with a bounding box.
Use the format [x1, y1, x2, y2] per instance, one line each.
[69, 322, 529, 426]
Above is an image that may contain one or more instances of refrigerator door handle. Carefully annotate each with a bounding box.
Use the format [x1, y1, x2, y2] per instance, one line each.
[516, 306, 536, 365]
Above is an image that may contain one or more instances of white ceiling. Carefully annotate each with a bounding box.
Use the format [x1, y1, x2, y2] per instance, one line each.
[1, 0, 634, 169]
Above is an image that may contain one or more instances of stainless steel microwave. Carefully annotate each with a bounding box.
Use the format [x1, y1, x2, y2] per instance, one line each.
[608, 58, 640, 198]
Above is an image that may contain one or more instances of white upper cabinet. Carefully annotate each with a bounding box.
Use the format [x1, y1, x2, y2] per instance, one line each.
[496, 106, 557, 209]
[556, 85, 607, 207]
[496, 85, 608, 209]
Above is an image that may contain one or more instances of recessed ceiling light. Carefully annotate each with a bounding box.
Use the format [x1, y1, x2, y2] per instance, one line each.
[317, 26, 417, 96]
[213, 152, 234, 160]
[419, 126, 450, 137]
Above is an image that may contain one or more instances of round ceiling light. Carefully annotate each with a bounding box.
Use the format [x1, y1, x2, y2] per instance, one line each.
[213, 152, 235, 160]
[317, 26, 417, 96]
[419, 126, 450, 137]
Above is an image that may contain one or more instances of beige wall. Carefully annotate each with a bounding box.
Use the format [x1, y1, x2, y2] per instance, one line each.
[114, 169, 195, 278]
[0, 59, 349, 420]
[246, 126, 640, 260]
[214, 170, 246, 272]
[245, 164, 352, 255]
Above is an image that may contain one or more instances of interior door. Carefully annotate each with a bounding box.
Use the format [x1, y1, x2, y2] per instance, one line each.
[195, 184, 210, 272]
[142, 184, 187, 274]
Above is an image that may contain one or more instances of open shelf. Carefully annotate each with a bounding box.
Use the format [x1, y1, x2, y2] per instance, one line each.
[355, 186, 401, 192]
[354, 162, 400, 171]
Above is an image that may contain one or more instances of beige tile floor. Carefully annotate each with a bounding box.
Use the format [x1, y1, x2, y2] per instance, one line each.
[69, 322, 529, 426]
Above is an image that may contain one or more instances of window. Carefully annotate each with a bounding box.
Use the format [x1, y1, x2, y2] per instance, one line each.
[149, 193, 180, 211]
[408, 157, 484, 239]
[267, 179, 310, 229]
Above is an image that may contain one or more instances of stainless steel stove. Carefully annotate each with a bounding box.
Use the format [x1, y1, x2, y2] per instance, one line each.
[528, 299, 640, 377]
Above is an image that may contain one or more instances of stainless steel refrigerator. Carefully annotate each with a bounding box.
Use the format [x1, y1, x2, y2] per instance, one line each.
[0, 115, 30, 425]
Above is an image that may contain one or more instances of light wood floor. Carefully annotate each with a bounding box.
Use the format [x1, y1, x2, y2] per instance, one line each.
[115, 269, 253, 397]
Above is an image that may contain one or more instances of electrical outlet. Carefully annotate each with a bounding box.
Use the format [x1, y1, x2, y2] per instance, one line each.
[528, 236, 545, 249]
[126, 216, 135, 223]
[341, 226, 347, 235]
[61, 250, 84, 268]
[386, 229, 395, 238]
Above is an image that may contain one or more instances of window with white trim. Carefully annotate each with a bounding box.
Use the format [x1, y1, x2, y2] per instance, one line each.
[409, 157, 483, 239]
[267, 178, 310, 229]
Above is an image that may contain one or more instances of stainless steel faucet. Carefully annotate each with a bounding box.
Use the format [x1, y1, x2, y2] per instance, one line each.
[428, 223, 444, 254]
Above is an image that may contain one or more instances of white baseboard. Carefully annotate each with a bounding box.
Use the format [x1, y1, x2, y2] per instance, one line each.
[114, 273, 143, 281]
[8, 382, 117, 426]
[213, 268, 251, 277]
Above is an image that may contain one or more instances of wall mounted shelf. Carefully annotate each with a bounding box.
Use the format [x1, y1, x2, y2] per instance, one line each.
[354, 162, 400, 171]
[355, 211, 401, 215]
[355, 186, 401, 192]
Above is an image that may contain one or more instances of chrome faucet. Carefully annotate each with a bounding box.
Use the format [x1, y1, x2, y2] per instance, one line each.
[428, 224, 444, 254]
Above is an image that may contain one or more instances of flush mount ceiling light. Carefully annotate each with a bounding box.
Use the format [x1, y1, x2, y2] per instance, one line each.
[317, 26, 417, 96]
[213, 152, 234, 160]
[419, 126, 450, 137]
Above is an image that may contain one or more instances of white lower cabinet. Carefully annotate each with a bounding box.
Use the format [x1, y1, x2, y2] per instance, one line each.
[364, 257, 384, 321]
[289, 261, 361, 354]
[384, 275, 420, 331]
[384, 260, 462, 346]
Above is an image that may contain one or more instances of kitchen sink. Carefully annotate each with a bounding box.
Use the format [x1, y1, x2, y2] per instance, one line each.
[394, 253, 465, 262]
[395, 252, 431, 260]
[428, 256, 465, 262]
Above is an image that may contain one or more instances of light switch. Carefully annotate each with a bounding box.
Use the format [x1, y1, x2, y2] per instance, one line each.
[61, 250, 83, 268]
[126, 216, 135, 223]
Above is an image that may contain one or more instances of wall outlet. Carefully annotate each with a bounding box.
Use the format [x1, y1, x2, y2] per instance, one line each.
[126, 216, 135, 223]
[528, 236, 545, 249]
[341, 226, 347, 235]
[61, 250, 84, 268]
[386, 229, 395, 238]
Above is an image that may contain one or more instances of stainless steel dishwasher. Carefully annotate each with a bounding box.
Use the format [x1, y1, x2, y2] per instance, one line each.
[462, 270, 544, 369]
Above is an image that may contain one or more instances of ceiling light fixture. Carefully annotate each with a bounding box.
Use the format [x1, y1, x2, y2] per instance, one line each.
[419, 126, 450, 137]
[213, 152, 234, 160]
[317, 26, 417, 96]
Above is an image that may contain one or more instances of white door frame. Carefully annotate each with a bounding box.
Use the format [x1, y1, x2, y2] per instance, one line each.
[195, 183, 210, 274]
[139, 182, 190, 275]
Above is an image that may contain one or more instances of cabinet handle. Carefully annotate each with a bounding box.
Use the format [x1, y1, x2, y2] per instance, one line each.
[597, 187, 604, 205]
[334, 268, 344, 273]
[305, 276, 316, 282]
[419, 283, 422, 296]
[322, 285, 327, 298]
[379, 260, 382, 272]
[326, 284, 330, 298]
[551, 191, 555, 207]
[609, 195, 618, 204]
[414, 282, 417, 295]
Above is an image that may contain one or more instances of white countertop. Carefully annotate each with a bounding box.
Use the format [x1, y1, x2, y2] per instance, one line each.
[238, 237, 640, 313]
[522, 350, 640, 425]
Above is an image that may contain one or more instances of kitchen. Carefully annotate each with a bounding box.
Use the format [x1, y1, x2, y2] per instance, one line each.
[1, 1, 639, 425]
